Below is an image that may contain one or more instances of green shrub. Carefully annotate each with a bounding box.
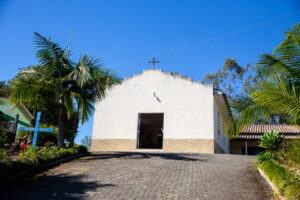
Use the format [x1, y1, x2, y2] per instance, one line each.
[17, 130, 32, 138]
[0, 146, 86, 183]
[37, 132, 57, 147]
[38, 146, 60, 161]
[256, 151, 277, 163]
[37, 124, 58, 147]
[44, 141, 55, 148]
[0, 150, 11, 164]
[259, 130, 284, 152]
[78, 145, 88, 153]
[0, 114, 9, 145]
[0, 129, 8, 145]
[18, 147, 40, 166]
[58, 147, 78, 157]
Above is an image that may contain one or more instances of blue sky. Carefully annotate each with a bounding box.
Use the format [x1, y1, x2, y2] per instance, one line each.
[0, 0, 299, 144]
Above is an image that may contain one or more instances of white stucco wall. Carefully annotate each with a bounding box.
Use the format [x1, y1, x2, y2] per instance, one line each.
[92, 69, 215, 141]
[213, 96, 230, 153]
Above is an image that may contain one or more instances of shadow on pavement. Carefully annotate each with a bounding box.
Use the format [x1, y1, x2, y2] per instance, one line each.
[80, 152, 208, 162]
[0, 173, 115, 200]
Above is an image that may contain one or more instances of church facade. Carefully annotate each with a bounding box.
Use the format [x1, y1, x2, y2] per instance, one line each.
[91, 69, 230, 154]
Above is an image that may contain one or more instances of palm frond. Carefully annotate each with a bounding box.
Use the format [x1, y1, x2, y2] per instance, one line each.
[80, 98, 94, 124]
[33, 32, 72, 78]
[256, 23, 300, 85]
[10, 80, 56, 111]
[251, 75, 300, 123]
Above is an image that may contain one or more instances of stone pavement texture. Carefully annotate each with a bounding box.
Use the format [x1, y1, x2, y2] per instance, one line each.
[1, 152, 270, 200]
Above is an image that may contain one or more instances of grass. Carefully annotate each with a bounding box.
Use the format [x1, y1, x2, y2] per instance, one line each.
[285, 140, 300, 167]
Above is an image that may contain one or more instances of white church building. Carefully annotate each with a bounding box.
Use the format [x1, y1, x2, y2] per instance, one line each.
[91, 69, 230, 154]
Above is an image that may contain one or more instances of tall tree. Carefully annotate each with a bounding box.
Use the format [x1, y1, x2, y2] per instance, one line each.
[80, 135, 91, 150]
[203, 58, 257, 99]
[10, 32, 120, 148]
[0, 81, 11, 97]
[222, 23, 300, 137]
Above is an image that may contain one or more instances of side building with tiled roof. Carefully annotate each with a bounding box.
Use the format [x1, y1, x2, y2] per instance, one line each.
[230, 125, 300, 155]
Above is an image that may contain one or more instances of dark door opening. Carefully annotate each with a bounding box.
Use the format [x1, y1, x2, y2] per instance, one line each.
[242, 147, 265, 155]
[137, 113, 164, 149]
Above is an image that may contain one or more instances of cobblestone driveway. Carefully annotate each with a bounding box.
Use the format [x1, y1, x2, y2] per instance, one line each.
[1, 152, 270, 200]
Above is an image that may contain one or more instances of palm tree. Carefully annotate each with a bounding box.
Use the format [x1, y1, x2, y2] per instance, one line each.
[11, 33, 72, 148]
[10, 32, 120, 148]
[221, 23, 300, 138]
[250, 23, 300, 123]
[66, 55, 120, 147]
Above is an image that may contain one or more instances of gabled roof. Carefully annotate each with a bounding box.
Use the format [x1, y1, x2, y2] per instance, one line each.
[123, 69, 207, 85]
[0, 97, 33, 121]
[233, 125, 300, 140]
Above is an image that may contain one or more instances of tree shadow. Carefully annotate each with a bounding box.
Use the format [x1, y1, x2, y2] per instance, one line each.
[80, 152, 208, 162]
[0, 173, 115, 200]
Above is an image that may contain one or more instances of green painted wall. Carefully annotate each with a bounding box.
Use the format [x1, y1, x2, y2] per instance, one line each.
[0, 98, 32, 134]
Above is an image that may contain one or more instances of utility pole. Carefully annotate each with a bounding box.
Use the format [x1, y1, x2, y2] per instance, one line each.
[66, 29, 72, 58]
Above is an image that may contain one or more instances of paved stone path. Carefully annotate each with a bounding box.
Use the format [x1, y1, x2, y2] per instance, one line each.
[1, 152, 270, 200]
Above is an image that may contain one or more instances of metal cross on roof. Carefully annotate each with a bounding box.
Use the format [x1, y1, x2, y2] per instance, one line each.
[148, 57, 159, 69]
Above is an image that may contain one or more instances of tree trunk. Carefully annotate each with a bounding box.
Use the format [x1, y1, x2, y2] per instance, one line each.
[58, 107, 66, 148]
[69, 112, 79, 148]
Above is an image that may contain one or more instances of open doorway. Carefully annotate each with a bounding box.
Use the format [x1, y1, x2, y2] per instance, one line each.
[137, 113, 164, 149]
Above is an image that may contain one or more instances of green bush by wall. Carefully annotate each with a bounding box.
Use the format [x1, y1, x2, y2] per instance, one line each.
[0, 145, 87, 183]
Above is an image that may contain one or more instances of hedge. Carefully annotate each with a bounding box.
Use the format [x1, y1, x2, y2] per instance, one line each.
[258, 159, 300, 200]
[0, 145, 87, 184]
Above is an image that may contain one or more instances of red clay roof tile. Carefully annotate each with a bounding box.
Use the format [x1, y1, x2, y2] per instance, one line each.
[233, 125, 300, 140]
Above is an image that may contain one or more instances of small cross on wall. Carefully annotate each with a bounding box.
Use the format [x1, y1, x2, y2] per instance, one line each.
[148, 57, 159, 69]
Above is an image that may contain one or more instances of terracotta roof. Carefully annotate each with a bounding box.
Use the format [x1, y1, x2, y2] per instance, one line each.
[233, 125, 300, 141]
[241, 125, 300, 133]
